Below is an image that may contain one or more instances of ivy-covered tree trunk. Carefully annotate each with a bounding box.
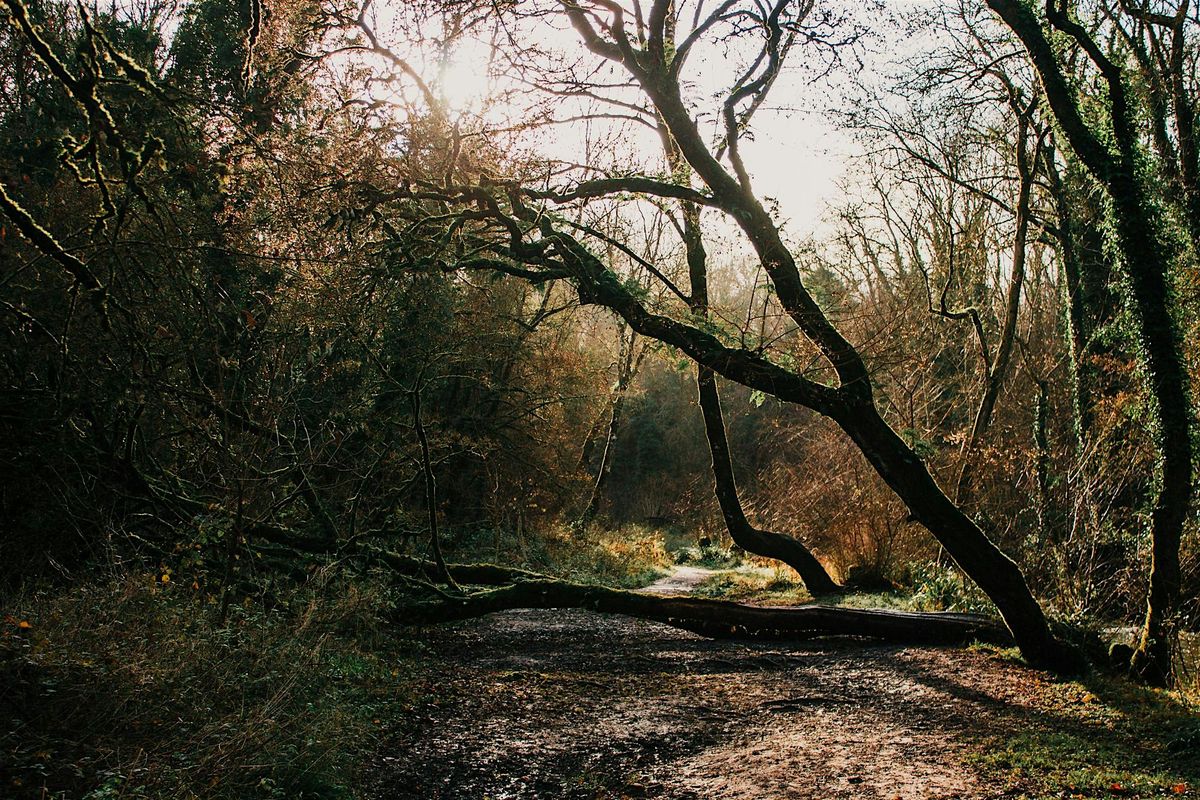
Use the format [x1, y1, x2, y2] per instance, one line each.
[986, 0, 1194, 685]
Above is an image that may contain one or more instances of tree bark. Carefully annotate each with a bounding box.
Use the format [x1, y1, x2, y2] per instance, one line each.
[696, 369, 844, 595]
[396, 576, 1012, 647]
[644, 64, 1071, 667]
[430, 3, 1083, 672]
[412, 384, 457, 590]
[955, 115, 1035, 508]
[578, 325, 642, 526]
[986, 0, 1193, 685]
[1043, 144, 1093, 448]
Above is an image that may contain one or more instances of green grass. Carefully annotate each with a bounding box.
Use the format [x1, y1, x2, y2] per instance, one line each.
[1, 572, 433, 799]
[691, 567, 813, 604]
[673, 542, 745, 570]
[687, 559, 1002, 615]
[970, 673, 1200, 798]
[448, 523, 670, 589]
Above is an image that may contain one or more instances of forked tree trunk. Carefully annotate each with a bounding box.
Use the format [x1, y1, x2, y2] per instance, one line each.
[650, 72, 1070, 669]
[503, 4, 1082, 672]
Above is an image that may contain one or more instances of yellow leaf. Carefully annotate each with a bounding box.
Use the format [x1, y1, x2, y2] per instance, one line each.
[160, 574, 170, 583]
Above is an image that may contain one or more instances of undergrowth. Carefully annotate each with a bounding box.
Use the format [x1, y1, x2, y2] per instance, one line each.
[0, 571, 430, 799]
[673, 542, 744, 570]
[448, 523, 670, 588]
[689, 560, 996, 613]
[691, 568, 811, 604]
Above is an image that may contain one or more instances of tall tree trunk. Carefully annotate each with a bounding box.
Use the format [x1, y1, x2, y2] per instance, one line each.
[1043, 141, 1093, 449]
[578, 326, 641, 526]
[412, 384, 457, 590]
[985, 0, 1194, 684]
[956, 116, 1035, 508]
[1043, 140, 1100, 564]
[1121, 192, 1191, 685]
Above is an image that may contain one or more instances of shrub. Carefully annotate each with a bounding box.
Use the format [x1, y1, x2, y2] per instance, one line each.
[1, 572, 427, 799]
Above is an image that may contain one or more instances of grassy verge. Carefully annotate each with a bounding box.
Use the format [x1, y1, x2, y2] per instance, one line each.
[968, 666, 1200, 798]
[691, 567, 813, 604]
[449, 523, 671, 589]
[1, 572, 431, 799]
[688, 559, 999, 613]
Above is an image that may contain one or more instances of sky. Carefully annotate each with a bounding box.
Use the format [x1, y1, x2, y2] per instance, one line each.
[373, 0, 930, 241]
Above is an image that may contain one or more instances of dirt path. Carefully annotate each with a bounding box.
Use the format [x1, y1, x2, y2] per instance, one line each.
[638, 565, 721, 595]
[371, 569, 1075, 799]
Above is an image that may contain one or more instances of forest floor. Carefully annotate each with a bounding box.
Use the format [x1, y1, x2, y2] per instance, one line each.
[369, 566, 1200, 800]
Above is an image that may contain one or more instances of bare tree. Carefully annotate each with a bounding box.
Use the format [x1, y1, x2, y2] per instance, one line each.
[378, 0, 1081, 670]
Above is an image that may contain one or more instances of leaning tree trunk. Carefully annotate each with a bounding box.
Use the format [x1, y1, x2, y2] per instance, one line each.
[696, 369, 844, 594]
[647, 72, 1073, 669]
[463, 4, 1083, 672]
[662, 120, 843, 596]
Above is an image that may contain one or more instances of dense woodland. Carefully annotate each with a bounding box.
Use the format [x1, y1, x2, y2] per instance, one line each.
[1, 0, 1199, 796]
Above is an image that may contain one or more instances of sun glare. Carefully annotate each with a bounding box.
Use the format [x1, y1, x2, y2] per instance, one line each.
[435, 39, 494, 115]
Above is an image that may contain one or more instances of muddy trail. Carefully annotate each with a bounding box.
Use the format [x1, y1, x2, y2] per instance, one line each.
[370, 568, 1089, 799]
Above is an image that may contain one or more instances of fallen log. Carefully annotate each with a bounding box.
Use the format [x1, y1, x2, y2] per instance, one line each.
[395, 577, 1013, 646]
